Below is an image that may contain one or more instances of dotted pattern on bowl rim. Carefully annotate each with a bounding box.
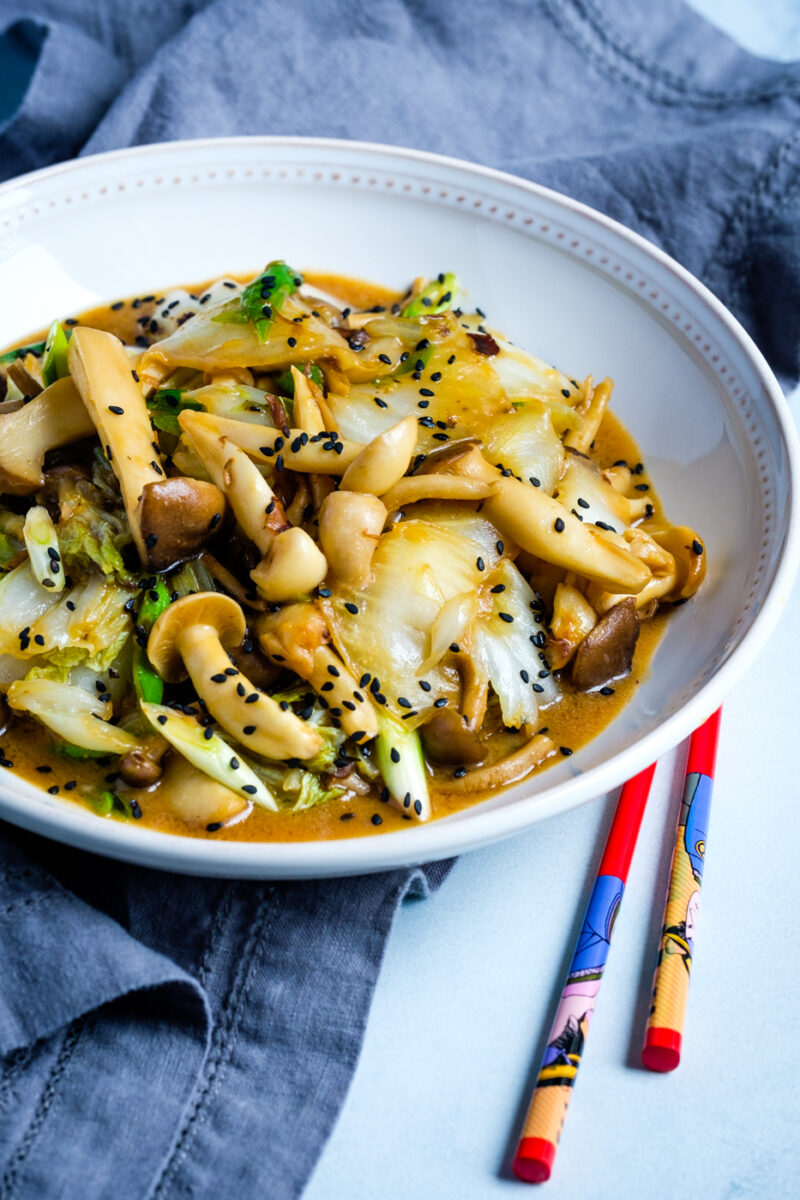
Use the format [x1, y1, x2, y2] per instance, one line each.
[0, 156, 779, 701]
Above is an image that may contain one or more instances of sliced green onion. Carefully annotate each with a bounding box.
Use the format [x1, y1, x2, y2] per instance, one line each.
[140, 702, 278, 810]
[402, 273, 458, 319]
[375, 711, 430, 821]
[22, 506, 65, 593]
[41, 321, 71, 387]
[133, 579, 172, 704]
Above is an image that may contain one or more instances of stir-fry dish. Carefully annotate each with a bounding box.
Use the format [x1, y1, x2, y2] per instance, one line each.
[0, 264, 706, 839]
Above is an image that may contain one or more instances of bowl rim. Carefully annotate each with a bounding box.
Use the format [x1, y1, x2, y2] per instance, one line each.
[0, 134, 798, 878]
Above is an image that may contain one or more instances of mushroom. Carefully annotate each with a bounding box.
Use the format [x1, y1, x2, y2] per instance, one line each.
[6, 358, 43, 398]
[421, 708, 485, 765]
[290, 366, 327, 436]
[431, 731, 556, 794]
[67, 328, 225, 569]
[571, 597, 640, 690]
[380, 474, 498, 513]
[153, 753, 248, 827]
[339, 415, 418, 495]
[147, 592, 322, 760]
[178, 409, 329, 602]
[172, 409, 363, 475]
[257, 602, 378, 743]
[585, 528, 682, 614]
[418, 440, 651, 594]
[547, 581, 598, 670]
[564, 377, 613, 455]
[648, 525, 707, 603]
[118, 746, 167, 788]
[0, 376, 96, 494]
[318, 491, 387, 587]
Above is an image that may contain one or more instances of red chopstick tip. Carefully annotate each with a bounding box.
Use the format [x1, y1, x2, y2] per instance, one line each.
[642, 1027, 682, 1072]
[513, 1138, 556, 1183]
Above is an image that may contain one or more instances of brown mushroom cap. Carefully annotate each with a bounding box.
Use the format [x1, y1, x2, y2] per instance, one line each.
[147, 592, 245, 682]
[138, 477, 226, 571]
[571, 597, 640, 691]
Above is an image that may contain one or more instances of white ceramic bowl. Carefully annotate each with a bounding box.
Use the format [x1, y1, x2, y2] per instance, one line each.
[0, 137, 797, 878]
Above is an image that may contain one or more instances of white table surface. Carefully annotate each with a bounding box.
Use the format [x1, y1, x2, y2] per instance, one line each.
[305, 6, 800, 1198]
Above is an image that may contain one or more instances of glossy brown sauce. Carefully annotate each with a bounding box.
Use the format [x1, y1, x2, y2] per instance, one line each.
[1, 273, 667, 841]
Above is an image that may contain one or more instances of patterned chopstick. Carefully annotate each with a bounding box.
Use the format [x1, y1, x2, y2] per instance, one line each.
[512, 763, 656, 1183]
[642, 708, 721, 1071]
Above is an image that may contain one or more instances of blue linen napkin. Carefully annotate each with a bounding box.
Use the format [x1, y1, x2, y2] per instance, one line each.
[0, 3, 798, 1197]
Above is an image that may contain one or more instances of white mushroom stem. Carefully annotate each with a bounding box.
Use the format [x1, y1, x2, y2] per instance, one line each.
[0, 377, 95, 494]
[249, 527, 328, 602]
[68, 328, 168, 563]
[179, 411, 288, 555]
[175, 410, 362, 474]
[564, 377, 613, 455]
[290, 366, 326, 435]
[258, 604, 378, 743]
[431, 732, 556, 794]
[172, 623, 323, 761]
[179, 409, 328, 602]
[68, 328, 225, 569]
[380, 474, 498, 512]
[318, 492, 386, 587]
[339, 415, 418, 495]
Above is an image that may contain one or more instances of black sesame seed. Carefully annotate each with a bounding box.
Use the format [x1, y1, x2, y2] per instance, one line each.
[554, 518, 565, 533]
[34, 634, 45, 646]
[577, 497, 590, 509]
[328, 665, 340, 677]
[433, 697, 448, 708]
[378, 353, 392, 365]
[245, 693, 259, 704]
[145, 533, 158, 549]
[236, 682, 246, 696]
[692, 540, 703, 555]
[533, 683, 544, 694]
[419, 387, 434, 397]
[419, 680, 432, 692]
[321, 681, 334, 692]
[413, 799, 422, 815]
[230, 756, 240, 769]
[371, 813, 383, 826]
[374, 397, 388, 408]
[561, 388, 570, 398]
[397, 697, 412, 709]
[635, 483, 650, 492]
[430, 371, 442, 382]
[560, 746, 573, 757]
[340, 812, 355, 821]
[344, 602, 359, 615]
[600, 686, 615, 696]
[520, 670, 530, 682]
[449, 643, 460, 653]
[318, 587, 332, 598]
[390, 747, 400, 763]
[157, 714, 168, 725]
[380, 787, 390, 803]
[108, 405, 124, 415]
[342, 700, 356, 711]
[476, 557, 485, 571]
[203, 727, 214, 740]
[242, 784, 257, 795]
[418, 400, 430, 409]
[242, 725, 256, 735]
[454, 767, 467, 778]
[206, 822, 223, 832]
[498, 612, 514, 623]
[359, 673, 371, 687]
[111, 300, 124, 310]
[287, 337, 297, 348]
[530, 477, 541, 488]
[209, 512, 222, 530]
[490, 583, 506, 593]
[275, 454, 284, 472]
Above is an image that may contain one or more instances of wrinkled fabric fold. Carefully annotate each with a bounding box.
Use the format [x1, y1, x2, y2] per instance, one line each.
[0, 1, 798, 1197]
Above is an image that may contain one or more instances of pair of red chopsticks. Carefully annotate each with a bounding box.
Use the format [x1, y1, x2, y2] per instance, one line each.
[512, 708, 721, 1184]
